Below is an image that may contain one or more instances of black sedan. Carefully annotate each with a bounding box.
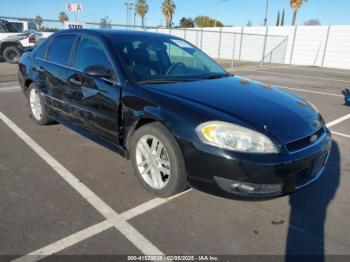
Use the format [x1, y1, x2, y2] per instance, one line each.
[18, 29, 332, 198]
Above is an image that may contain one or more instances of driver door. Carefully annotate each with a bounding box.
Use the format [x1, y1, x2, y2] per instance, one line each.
[67, 35, 121, 143]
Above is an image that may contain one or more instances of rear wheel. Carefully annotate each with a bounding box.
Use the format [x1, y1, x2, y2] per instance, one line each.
[130, 122, 188, 197]
[3, 45, 22, 63]
[28, 83, 51, 125]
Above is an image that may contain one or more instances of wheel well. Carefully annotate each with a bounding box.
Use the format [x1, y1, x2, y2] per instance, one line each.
[135, 118, 157, 130]
[124, 117, 157, 156]
[23, 79, 33, 94]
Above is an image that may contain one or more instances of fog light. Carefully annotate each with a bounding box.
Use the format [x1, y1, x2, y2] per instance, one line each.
[232, 183, 255, 192]
[214, 176, 282, 196]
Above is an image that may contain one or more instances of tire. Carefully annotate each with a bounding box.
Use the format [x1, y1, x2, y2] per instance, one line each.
[3, 45, 22, 63]
[130, 122, 188, 198]
[27, 83, 51, 125]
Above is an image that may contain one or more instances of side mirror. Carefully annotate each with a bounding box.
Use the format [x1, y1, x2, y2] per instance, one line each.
[84, 65, 112, 79]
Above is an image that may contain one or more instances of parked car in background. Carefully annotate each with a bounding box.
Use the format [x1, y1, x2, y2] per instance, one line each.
[18, 29, 331, 198]
[0, 19, 43, 63]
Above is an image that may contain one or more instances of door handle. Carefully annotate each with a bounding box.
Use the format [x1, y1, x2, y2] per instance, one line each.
[68, 78, 82, 86]
[33, 66, 44, 73]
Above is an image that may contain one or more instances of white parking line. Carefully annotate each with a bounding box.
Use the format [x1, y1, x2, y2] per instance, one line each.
[13, 189, 192, 261]
[4, 110, 350, 261]
[0, 112, 164, 260]
[277, 86, 343, 98]
[13, 221, 112, 262]
[231, 69, 350, 84]
[231, 65, 350, 75]
[332, 131, 350, 139]
[227, 69, 344, 98]
[121, 189, 191, 220]
[327, 113, 350, 128]
[0, 86, 21, 94]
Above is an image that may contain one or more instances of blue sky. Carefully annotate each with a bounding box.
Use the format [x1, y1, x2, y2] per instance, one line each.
[1, 0, 350, 27]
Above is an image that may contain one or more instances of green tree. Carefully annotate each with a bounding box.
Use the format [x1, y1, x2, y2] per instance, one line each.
[179, 17, 194, 28]
[35, 15, 43, 29]
[246, 20, 252, 27]
[281, 9, 285, 26]
[135, 0, 149, 28]
[194, 16, 223, 27]
[161, 0, 176, 28]
[276, 11, 280, 26]
[100, 16, 112, 29]
[290, 0, 307, 26]
[59, 11, 69, 25]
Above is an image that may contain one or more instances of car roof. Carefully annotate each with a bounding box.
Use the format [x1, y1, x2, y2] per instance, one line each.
[53, 29, 180, 40]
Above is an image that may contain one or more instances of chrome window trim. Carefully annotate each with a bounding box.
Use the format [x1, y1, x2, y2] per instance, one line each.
[35, 57, 120, 86]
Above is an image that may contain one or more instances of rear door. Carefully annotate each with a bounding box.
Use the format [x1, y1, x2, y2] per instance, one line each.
[67, 35, 121, 143]
[44, 34, 77, 121]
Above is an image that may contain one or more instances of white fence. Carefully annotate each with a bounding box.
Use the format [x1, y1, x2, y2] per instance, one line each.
[155, 25, 350, 70]
[1, 15, 350, 70]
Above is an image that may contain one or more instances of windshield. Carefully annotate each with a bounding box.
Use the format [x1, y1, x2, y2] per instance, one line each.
[109, 35, 228, 83]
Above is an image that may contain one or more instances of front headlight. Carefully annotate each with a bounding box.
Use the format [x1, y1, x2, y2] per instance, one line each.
[196, 121, 278, 154]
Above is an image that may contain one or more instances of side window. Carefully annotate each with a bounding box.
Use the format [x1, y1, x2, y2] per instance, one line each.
[74, 37, 111, 71]
[7, 22, 22, 32]
[47, 35, 76, 66]
[34, 40, 49, 60]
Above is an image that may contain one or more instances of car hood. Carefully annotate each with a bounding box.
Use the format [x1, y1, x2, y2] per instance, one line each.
[146, 76, 323, 143]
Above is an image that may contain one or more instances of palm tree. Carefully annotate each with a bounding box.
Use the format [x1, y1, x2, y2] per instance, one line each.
[290, 0, 307, 26]
[135, 0, 149, 28]
[161, 0, 176, 28]
[59, 11, 69, 25]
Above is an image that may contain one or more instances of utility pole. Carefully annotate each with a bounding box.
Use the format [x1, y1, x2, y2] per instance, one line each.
[264, 0, 269, 26]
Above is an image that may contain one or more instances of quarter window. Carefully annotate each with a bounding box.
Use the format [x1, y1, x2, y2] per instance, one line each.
[35, 40, 49, 60]
[74, 37, 111, 72]
[47, 35, 76, 66]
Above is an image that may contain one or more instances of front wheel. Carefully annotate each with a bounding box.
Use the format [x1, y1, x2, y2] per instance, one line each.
[130, 122, 188, 198]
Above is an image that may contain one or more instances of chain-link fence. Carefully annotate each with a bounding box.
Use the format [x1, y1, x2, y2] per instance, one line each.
[0, 16, 288, 68]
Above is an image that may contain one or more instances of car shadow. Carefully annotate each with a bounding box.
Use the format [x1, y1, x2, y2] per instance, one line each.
[189, 141, 340, 260]
[285, 140, 340, 262]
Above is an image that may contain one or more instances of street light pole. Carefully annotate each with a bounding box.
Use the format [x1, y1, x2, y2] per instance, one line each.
[264, 0, 269, 26]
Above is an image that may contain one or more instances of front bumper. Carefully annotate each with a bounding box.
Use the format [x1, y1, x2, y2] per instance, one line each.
[179, 129, 332, 198]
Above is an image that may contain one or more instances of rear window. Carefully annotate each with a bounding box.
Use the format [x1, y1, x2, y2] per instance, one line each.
[47, 35, 76, 66]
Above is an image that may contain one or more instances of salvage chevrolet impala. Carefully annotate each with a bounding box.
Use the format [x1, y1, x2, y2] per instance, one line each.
[18, 29, 331, 198]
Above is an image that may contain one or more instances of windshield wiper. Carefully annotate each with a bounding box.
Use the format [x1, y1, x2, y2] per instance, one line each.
[201, 73, 232, 80]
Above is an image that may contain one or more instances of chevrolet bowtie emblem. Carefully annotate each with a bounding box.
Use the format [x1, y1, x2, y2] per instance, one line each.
[310, 135, 318, 143]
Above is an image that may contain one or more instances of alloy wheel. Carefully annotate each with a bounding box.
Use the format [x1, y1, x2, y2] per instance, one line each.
[29, 88, 43, 121]
[135, 135, 171, 189]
